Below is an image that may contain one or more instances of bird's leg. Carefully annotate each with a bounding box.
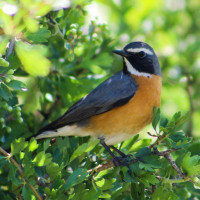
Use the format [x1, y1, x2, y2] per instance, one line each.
[110, 145, 132, 175]
[99, 138, 132, 175]
[110, 145, 126, 157]
[99, 137, 120, 165]
[99, 137, 128, 167]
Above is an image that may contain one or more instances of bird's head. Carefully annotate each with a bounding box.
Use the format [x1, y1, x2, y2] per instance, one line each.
[113, 42, 161, 77]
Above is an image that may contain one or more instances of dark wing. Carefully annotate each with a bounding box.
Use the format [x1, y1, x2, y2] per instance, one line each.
[38, 71, 138, 133]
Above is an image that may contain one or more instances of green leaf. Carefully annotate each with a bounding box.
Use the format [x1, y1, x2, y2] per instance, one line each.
[160, 117, 168, 128]
[8, 162, 18, 183]
[46, 163, 61, 179]
[43, 139, 50, 151]
[22, 185, 34, 200]
[152, 107, 160, 131]
[135, 147, 151, 157]
[28, 138, 39, 152]
[70, 138, 98, 162]
[64, 168, 88, 190]
[70, 143, 87, 162]
[95, 178, 116, 190]
[129, 139, 152, 153]
[152, 186, 179, 200]
[163, 137, 174, 148]
[11, 138, 28, 155]
[182, 152, 200, 176]
[7, 80, 27, 90]
[15, 41, 50, 77]
[130, 183, 145, 200]
[24, 27, 51, 43]
[139, 173, 159, 188]
[121, 134, 139, 151]
[170, 112, 188, 129]
[139, 162, 155, 172]
[33, 151, 52, 166]
[24, 163, 34, 178]
[172, 112, 181, 122]
[81, 188, 101, 200]
[0, 83, 13, 100]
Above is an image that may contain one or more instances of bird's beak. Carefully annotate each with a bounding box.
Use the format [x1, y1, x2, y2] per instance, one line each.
[112, 50, 129, 57]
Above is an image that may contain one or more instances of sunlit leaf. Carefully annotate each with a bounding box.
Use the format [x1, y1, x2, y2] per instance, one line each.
[15, 41, 50, 77]
[11, 138, 28, 155]
[33, 151, 52, 166]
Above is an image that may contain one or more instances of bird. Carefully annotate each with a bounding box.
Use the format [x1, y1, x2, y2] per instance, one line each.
[35, 41, 162, 163]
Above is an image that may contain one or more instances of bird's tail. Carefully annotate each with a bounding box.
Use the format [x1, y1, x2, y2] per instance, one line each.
[35, 130, 59, 140]
[35, 124, 89, 140]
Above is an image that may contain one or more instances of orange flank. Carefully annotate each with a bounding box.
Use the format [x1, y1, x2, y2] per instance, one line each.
[83, 74, 162, 144]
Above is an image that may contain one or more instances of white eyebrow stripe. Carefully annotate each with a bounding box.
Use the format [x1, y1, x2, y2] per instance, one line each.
[124, 58, 151, 77]
[126, 48, 153, 55]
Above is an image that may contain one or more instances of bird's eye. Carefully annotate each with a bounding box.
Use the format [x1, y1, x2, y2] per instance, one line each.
[138, 51, 146, 58]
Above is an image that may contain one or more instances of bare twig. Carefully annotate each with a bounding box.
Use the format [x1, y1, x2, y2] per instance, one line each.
[87, 157, 140, 174]
[149, 133, 166, 148]
[0, 146, 43, 200]
[46, 14, 56, 25]
[87, 160, 114, 173]
[152, 147, 184, 178]
[147, 132, 157, 137]
[164, 153, 184, 178]
[46, 14, 65, 41]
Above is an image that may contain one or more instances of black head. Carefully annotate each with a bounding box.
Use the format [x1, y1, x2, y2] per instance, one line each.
[113, 42, 161, 76]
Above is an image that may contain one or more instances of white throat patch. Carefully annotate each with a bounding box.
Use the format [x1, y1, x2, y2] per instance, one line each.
[126, 47, 153, 55]
[124, 58, 151, 77]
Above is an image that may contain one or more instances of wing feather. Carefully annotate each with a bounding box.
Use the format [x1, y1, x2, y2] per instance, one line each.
[38, 71, 138, 133]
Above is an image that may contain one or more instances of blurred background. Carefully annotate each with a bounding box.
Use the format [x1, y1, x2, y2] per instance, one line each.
[85, 0, 200, 137]
[0, 0, 200, 146]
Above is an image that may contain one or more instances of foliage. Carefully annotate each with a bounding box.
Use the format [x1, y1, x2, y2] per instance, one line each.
[0, 0, 200, 199]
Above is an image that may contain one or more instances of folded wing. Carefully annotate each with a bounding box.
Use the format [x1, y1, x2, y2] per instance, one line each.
[37, 71, 138, 134]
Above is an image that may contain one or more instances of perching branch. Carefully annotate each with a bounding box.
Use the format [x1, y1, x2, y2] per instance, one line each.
[87, 157, 140, 174]
[88, 145, 184, 181]
[0, 147, 43, 200]
[87, 160, 114, 173]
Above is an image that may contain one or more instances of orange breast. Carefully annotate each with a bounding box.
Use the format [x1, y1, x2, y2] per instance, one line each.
[83, 74, 162, 142]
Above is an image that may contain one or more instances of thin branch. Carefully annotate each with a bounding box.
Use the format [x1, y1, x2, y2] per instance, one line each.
[149, 133, 166, 148]
[152, 147, 184, 178]
[0, 146, 43, 200]
[46, 14, 56, 25]
[6, 37, 15, 59]
[147, 132, 157, 137]
[46, 14, 65, 41]
[87, 160, 114, 173]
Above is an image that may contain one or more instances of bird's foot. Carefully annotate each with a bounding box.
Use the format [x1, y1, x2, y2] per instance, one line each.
[112, 155, 133, 175]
